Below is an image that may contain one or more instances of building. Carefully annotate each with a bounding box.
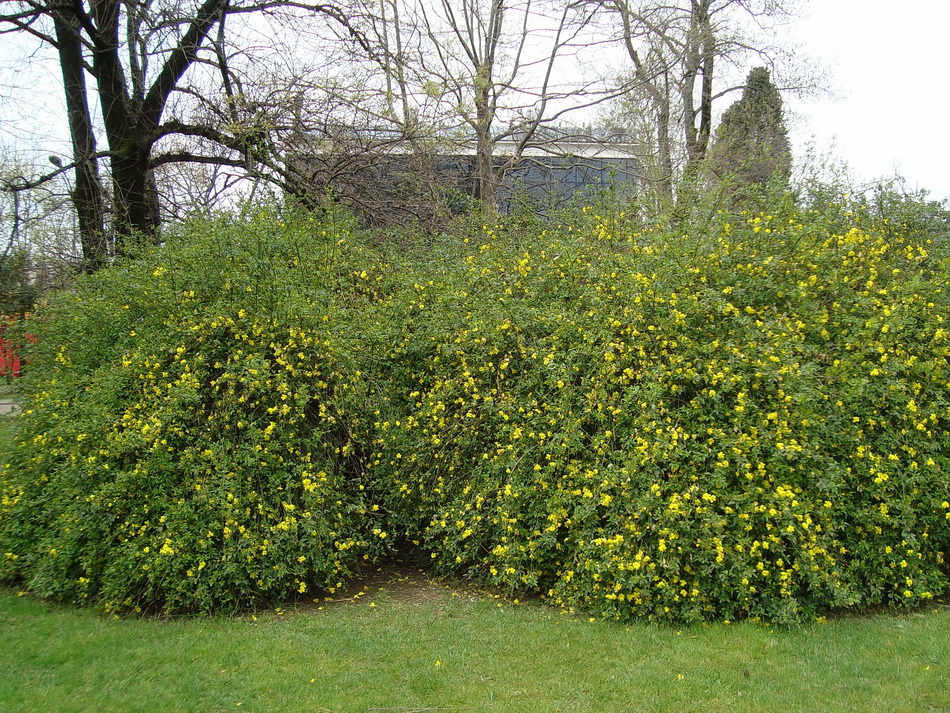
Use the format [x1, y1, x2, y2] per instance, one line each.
[285, 133, 639, 227]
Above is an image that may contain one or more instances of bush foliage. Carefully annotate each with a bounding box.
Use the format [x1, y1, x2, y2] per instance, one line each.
[1, 195, 949, 622]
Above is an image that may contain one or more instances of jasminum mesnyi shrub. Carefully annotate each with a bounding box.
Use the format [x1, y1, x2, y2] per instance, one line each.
[364, 205, 950, 623]
[2, 194, 949, 622]
[0, 211, 391, 613]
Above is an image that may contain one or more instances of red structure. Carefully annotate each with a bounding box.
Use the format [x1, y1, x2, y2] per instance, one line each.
[0, 316, 23, 378]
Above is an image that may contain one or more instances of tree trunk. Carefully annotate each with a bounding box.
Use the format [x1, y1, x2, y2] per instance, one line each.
[473, 69, 497, 212]
[683, 0, 714, 170]
[53, 10, 106, 271]
[654, 73, 675, 206]
[111, 143, 161, 248]
[674, 0, 715, 224]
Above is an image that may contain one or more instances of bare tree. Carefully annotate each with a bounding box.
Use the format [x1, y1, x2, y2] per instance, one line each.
[598, 0, 800, 210]
[1, 151, 81, 308]
[323, 0, 619, 215]
[0, 0, 371, 269]
[420, 0, 620, 211]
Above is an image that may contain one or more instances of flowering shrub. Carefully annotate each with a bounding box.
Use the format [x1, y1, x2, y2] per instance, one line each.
[367, 203, 950, 623]
[0, 213, 389, 613]
[1, 197, 948, 621]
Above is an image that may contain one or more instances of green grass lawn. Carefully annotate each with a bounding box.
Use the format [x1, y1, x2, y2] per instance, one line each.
[2, 579, 948, 713]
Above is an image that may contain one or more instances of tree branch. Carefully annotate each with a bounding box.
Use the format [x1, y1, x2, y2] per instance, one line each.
[0, 152, 112, 192]
[142, 0, 228, 126]
[150, 151, 248, 169]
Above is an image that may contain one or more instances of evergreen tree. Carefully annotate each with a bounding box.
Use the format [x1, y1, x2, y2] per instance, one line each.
[0, 249, 36, 317]
[709, 67, 791, 190]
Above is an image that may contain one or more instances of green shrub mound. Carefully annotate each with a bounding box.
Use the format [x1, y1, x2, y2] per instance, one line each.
[2, 198, 949, 622]
[366, 210, 950, 622]
[0, 217, 388, 613]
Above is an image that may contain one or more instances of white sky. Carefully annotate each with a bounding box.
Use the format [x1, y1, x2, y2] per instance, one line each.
[786, 0, 950, 201]
[3, 1, 949, 203]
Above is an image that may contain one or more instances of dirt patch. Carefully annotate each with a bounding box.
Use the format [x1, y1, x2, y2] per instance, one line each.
[294, 559, 488, 613]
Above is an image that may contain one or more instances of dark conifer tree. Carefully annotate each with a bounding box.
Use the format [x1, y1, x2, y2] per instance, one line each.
[710, 67, 791, 190]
